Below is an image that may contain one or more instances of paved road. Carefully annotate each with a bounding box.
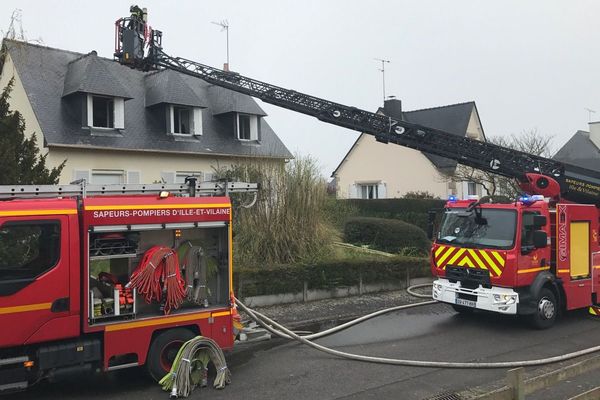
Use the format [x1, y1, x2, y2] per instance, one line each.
[13, 303, 600, 400]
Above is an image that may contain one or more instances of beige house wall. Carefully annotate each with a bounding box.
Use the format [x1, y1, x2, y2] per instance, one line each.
[334, 108, 485, 200]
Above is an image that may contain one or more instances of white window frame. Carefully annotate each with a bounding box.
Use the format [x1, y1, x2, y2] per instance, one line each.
[467, 181, 478, 197]
[236, 113, 258, 141]
[87, 94, 124, 129]
[355, 182, 384, 199]
[167, 105, 202, 136]
[90, 169, 125, 184]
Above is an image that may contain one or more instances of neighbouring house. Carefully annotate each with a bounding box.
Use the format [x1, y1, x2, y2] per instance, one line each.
[553, 122, 600, 171]
[0, 40, 292, 185]
[331, 99, 486, 199]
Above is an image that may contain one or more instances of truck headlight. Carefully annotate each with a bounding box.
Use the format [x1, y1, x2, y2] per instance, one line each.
[493, 294, 516, 305]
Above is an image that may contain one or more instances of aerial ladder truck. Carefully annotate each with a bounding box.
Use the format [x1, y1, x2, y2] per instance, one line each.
[114, 6, 600, 330]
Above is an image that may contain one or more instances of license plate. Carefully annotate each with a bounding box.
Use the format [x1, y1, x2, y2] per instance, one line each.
[456, 298, 476, 308]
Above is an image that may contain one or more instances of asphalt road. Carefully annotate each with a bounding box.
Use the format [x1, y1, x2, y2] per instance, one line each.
[12, 303, 600, 400]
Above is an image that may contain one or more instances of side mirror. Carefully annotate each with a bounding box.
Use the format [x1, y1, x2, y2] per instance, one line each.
[427, 210, 436, 240]
[533, 215, 547, 228]
[533, 230, 547, 248]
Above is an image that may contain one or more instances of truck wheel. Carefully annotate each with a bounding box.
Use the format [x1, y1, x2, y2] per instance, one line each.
[452, 304, 474, 314]
[146, 328, 195, 381]
[529, 288, 557, 329]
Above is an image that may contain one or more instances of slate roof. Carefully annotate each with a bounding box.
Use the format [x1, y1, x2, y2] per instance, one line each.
[3, 40, 291, 159]
[331, 101, 480, 176]
[553, 130, 600, 170]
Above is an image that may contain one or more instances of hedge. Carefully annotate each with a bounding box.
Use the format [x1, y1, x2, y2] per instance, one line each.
[344, 198, 446, 231]
[344, 217, 430, 254]
[234, 256, 430, 298]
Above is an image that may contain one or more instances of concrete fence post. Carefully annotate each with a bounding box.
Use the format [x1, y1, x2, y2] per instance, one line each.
[303, 281, 308, 302]
[359, 273, 364, 295]
[506, 368, 525, 400]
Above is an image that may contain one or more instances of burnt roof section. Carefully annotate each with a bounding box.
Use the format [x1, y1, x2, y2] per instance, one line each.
[4, 39, 290, 159]
[63, 53, 132, 98]
[331, 101, 478, 176]
[554, 130, 600, 171]
[145, 69, 207, 108]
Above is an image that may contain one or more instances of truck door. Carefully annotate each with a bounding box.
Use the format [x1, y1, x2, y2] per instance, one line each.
[556, 204, 595, 310]
[0, 214, 77, 347]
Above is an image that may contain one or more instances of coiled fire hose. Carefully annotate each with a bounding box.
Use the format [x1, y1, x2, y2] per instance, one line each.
[159, 336, 230, 398]
[127, 246, 186, 314]
[235, 283, 600, 368]
[179, 242, 208, 305]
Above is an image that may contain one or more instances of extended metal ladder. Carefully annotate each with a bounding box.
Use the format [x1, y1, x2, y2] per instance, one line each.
[0, 180, 258, 199]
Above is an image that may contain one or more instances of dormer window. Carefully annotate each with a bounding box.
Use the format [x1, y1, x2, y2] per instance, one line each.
[237, 113, 258, 141]
[86, 94, 124, 129]
[167, 105, 202, 136]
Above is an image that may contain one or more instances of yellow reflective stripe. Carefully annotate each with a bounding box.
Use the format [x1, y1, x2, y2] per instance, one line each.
[105, 311, 211, 332]
[434, 245, 446, 258]
[0, 209, 76, 217]
[558, 269, 569, 274]
[212, 311, 231, 318]
[468, 249, 487, 269]
[594, 265, 600, 270]
[436, 247, 455, 267]
[458, 257, 475, 268]
[479, 250, 502, 276]
[517, 267, 551, 274]
[0, 302, 52, 315]
[85, 203, 230, 211]
[447, 248, 466, 266]
[491, 251, 505, 267]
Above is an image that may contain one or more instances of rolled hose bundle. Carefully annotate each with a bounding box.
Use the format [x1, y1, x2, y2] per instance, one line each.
[159, 336, 231, 398]
[127, 246, 186, 314]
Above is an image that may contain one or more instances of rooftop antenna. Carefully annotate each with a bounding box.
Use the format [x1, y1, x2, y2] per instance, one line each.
[585, 107, 596, 122]
[212, 20, 230, 71]
[374, 58, 390, 105]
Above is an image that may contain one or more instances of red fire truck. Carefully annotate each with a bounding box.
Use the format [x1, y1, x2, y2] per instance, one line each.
[109, 6, 600, 330]
[0, 180, 256, 392]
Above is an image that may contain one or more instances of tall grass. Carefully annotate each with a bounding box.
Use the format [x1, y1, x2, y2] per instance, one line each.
[218, 155, 333, 267]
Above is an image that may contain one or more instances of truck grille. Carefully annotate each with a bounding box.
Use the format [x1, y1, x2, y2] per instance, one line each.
[446, 266, 491, 289]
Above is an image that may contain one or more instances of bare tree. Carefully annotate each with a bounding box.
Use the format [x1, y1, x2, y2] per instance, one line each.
[447, 129, 554, 198]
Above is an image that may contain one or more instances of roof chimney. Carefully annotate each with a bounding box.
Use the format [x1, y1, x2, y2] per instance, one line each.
[589, 121, 600, 149]
[383, 97, 402, 120]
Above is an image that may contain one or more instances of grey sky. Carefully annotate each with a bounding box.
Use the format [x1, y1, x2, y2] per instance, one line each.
[2, 0, 599, 176]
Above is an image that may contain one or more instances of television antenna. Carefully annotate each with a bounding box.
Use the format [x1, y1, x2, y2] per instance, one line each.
[212, 20, 230, 70]
[374, 58, 390, 104]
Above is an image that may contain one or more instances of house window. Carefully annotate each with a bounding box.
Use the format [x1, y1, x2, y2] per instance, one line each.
[174, 171, 203, 184]
[467, 182, 478, 196]
[91, 169, 124, 184]
[237, 114, 258, 141]
[167, 106, 202, 135]
[359, 184, 379, 199]
[92, 96, 114, 128]
[87, 94, 124, 129]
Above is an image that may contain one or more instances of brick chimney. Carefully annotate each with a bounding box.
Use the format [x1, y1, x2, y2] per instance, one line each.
[589, 121, 600, 149]
[383, 97, 402, 120]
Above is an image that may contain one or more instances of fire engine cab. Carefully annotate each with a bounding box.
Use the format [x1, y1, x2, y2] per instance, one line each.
[0, 180, 256, 392]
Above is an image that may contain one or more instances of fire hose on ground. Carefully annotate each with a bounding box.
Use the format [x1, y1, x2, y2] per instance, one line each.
[234, 283, 600, 369]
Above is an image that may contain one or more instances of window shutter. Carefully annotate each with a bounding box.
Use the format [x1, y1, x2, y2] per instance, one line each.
[73, 169, 90, 184]
[86, 95, 93, 127]
[166, 105, 174, 134]
[377, 182, 387, 199]
[349, 184, 358, 199]
[191, 108, 203, 135]
[114, 98, 125, 129]
[203, 171, 215, 182]
[250, 115, 258, 140]
[161, 171, 175, 184]
[127, 171, 141, 184]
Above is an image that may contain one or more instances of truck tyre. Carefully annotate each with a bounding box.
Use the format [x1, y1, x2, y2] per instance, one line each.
[529, 288, 557, 329]
[452, 304, 474, 314]
[147, 328, 196, 381]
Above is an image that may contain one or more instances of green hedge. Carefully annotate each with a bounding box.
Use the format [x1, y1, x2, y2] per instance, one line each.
[344, 198, 446, 231]
[343, 217, 430, 254]
[234, 256, 430, 298]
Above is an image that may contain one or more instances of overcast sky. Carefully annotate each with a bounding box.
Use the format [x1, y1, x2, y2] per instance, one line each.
[2, 0, 599, 176]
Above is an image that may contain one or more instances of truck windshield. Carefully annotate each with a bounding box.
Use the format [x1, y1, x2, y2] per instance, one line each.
[437, 208, 516, 249]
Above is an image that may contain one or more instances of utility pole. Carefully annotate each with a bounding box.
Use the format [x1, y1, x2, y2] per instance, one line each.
[212, 20, 230, 71]
[374, 58, 390, 104]
[585, 107, 596, 122]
